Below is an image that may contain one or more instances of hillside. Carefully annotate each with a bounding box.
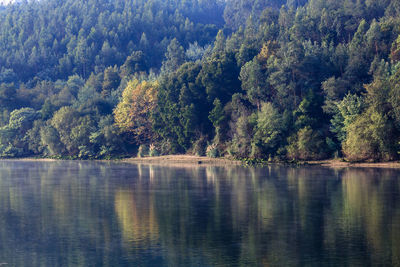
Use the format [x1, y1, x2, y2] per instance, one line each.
[0, 0, 399, 161]
[0, 0, 18, 5]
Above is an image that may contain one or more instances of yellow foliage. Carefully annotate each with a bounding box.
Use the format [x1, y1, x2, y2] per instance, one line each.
[114, 79, 158, 142]
[257, 41, 278, 67]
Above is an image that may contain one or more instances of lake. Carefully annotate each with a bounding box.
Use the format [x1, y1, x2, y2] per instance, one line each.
[0, 160, 399, 266]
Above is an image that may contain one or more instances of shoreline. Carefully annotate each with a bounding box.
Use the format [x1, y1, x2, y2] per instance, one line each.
[305, 159, 400, 169]
[123, 156, 400, 168]
[121, 155, 242, 166]
[1, 156, 400, 168]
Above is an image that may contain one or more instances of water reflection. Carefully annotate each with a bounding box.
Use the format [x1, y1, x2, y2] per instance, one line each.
[0, 161, 399, 266]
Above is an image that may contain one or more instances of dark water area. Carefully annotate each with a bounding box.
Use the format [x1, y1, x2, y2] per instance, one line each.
[0, 161, 399, 266]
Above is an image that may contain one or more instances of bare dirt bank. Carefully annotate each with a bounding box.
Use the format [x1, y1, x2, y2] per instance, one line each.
[2, 156, 400, 169]
[306, 159, 400, 168]
[122, 155, 241, 166]
[124, 156, 400, 168]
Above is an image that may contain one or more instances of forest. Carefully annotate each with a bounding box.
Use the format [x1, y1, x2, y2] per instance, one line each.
[0, 0, 399, 162]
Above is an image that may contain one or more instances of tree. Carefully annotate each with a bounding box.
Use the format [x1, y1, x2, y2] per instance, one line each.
[0, 83, 17, 110]
[230, 114, 256, 158]
[89, 115, 126, 158]
[153, 62, 211, 152]
[293, 89, 323, 130]
[390, 34, 400, 62]
[50, 106, 81, 155]
[114, 79, 158, 143]
[102, 66, 120, 97]
[199, 51, 241, 104]
[25, 120, 46, 155]
[330, 93, 365, 142]
[240, 59, 269, 109]
[389, 66, 400, 128]
[343, 108, 394, 161]
[287, 126, 328, 160]
[161, 38, 186, 75]
[120, 51, 147, 77]
[208, 98, 226, 144]
[343, 68, 397, 161]
[0, 108, 40, 157]
[8, 108, 39, 133]
[40, 125, 64, 156]
[253, 102, 284, 157]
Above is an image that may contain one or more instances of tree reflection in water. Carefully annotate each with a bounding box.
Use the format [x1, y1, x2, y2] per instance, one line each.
[0, 161, 398, 266]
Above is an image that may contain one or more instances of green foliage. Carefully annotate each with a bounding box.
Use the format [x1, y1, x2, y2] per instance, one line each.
[8, 108, 39, 132]
[191, 135, 208, 156]
[342, 68, 398, 161]
[199, 51, 241, 104]
[89, 115, 126, 158]
[223, 0, 285, 30]
[137, 145, 149, 158]
[149, 144, 160, 157]
[209, 98, 225, 129]
[253, 102, 284, 156]
[0, 0, 399, 162]
[0, 0, 222, 82]
[206, 143, 219, 158]
[230, 114, 257, 158]
[154, 62, 211, 151]
[240, 59, 268, 108]
[40, 125, 64, 156]
[391, 34, 400, 62]
[50, 106, 81, 154]
[120, 51, 147, 77]
[25, 120, 46, 155]
[161, 39, 186, 75]
[102, 66, 120, 97]
[331, 93, 365, 142]
[343, 108, 395, 162]
[389, 66, 400, 128]
[287, 126, 328, 161]
[293, 89, 323, 130]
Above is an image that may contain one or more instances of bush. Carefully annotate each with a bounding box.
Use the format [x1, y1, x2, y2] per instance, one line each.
[343, 109, 395, 162]
[192, 136, 207, 156]
[206, 143, 219, 158]
[137, 144, 149, 158]
[158, 139, 174, 155]
[287, 126, 328, 160]
[149, 144, 159, 157]
[254, 102, 284, 155]
[229, 114, 255, 158]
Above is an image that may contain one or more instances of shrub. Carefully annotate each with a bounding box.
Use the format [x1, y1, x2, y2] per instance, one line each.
[158, 139, 174, 155]
[192, 136, 207, 156]
[287, 126, 328, 160]
[206, 143, 219, 158]
[137, 144, 149, 158]
[229, 114, 255, 158]
[149, 144, 159, 157]
[343, 109, 395, 162]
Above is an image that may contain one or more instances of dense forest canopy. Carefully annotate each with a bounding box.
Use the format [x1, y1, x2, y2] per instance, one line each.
[0, 0, 399, 161]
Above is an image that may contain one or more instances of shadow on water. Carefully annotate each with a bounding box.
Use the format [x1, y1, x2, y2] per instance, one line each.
[0, 161, 399, 266]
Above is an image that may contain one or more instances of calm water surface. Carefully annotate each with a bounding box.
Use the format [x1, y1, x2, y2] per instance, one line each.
[0, 160, 399, 266]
